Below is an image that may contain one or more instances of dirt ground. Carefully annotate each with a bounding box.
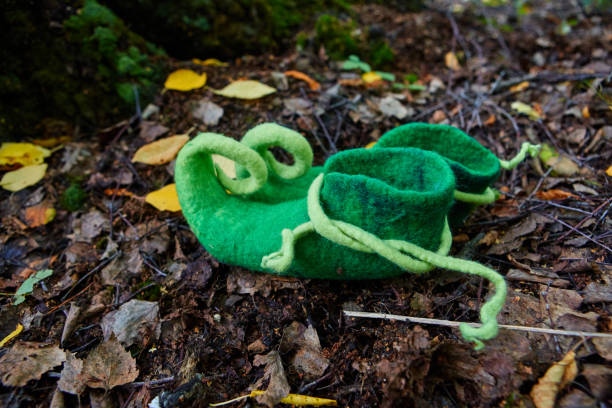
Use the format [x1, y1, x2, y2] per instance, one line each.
[1, 1, 611, 407]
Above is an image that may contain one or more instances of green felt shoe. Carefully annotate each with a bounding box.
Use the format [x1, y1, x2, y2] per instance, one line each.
[376, 123, 540, 225]
[175, 123, 510, 349]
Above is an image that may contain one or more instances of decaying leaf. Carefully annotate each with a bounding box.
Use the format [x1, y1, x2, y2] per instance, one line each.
[0, 341, 66, 387]
[444, 51, 460, 71]
[0, 164, 47, 192]
[14, 269, 53, 305]
[132, 135, 189, 165]
[145, 184, 181, 212]
[530, 350, 577, 408]
[284, 70, 321, 91]
[539, 144, 579, 176]
[536, 189, 579, 201]
[101, 299, 160, 347]
[24, 203, 56, 228]
[212, 80, 276, 99]
[164, 69, 207, 91]
[58, 353, 86, 395]
[281, 322, 329, 380]
[252, 351, 290, 408]
[81, 336, 139, 391]
[511, 101, 541, 120]
[0, 143, 51, 166]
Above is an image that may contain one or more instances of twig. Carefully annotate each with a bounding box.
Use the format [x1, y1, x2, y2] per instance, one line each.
[126, 376, 176, 388]
[493, 71, 609, 94]
[46, 282, 94, 315]
[343, 310, 612, 338]
[539, 212, 612, 253]
[556, 197, 612, 242]
[61, 252, 119, 301]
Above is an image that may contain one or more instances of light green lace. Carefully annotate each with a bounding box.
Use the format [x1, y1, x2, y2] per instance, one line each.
[262, 173, 507, 349]
[452, 142, 541, 204]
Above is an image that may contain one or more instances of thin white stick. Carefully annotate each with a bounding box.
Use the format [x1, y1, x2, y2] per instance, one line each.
[343, 310, 612, 338]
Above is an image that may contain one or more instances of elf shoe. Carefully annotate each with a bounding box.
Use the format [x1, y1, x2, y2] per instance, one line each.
[375, 123, 540, 225]
[175, 124, 508, 348]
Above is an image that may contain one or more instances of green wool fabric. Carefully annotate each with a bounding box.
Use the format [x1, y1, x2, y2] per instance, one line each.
[174, 122, 536, 348]
[375, 123, 501, 225]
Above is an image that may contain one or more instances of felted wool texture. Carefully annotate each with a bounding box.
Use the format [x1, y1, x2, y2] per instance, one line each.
[376, 123, 501, 225]
[236, 123, 323, 204]
[175, 131, 455, 279]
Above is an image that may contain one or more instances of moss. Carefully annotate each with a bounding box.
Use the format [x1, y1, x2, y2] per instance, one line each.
[313, 13, 394, 68]
[60, 182, 87, 212]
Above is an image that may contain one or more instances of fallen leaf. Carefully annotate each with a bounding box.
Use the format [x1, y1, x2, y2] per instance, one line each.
[0, 164, 47, 192]
[606, 164, 612, 176]
[192, 100, 224, 125]
[581, 106, 590, 118]
[511, 101, 541, 120]
[530, 350, 577, 408]
[444, 51, 460, 71]
[510, 81, 530, 93]
[192, 58, 228, 67]
[212, 80, 276, 99]
[24, 203, 56, 228]
[132, 135, 189, 165]
[81, 336, 139, 391]
[253, 351, 290, 408]
[281, 322, 329, 380]
[145, 184, 181, 212]
[14, 269, 53, 305]
[0, 143, 51, 166]
[0, 342, 66, 387]
[284, 70, 321, 91]
[32, 136, 71, 148]
[101, 300, 160, 347]
[536, 189, 579, 201]
[164, 69, 207, 91]
[377, 96, 411, 119]
[362, 71, 383, 84]
[364, 141, 377, 149]
[58, 353, 86, 395]
[0, 323, 23, 347]
[539, 144, 579, 176]
[139, 121, 169, 142]
[484, 114, 496, 126]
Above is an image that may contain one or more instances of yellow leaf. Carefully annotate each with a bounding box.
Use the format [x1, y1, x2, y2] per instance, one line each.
[606, 165, 612, 177]
[192, 58, 228, 67]
[32, 136, 71, 148]
[212, 80, 276, 100]
[530, 351, 577, 408]
[510, 81, 530, 93]
[0, 143, 51, 166]
[582, 106, 590, 118]
[364, 141, 377, 149]
[362, 71, 382, 84]
[444, 51, 460, 71]
[164, 69, 207, 91]
[145, 184, 181, 212]
[511, 101, 541, 120]
[132, 135, 190, 165]
[24, 203, 56, 228]
[0, 164, 47, 192]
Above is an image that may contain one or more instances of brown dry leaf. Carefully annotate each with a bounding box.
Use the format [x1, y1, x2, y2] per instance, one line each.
[252, 351, 290, 408]
[0, 342, 67, 387]
[281, 322, 329, 380]
[132, 135, 189, 165]
[284, 70, 321, 91]
[24, 202, 56, 228]
[81, 336, 139, 390]
[483, 114, 496, 126]
[444, 51, 460, 71]
[58, 353, 86, 395]
[530, 350, 577, 408]
[535, 189, 579, 201]
[103, 188, 135, 198]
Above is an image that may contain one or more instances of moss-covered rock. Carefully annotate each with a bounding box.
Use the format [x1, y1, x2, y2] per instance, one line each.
[0, 0, 166, 140]
[99, 0, 351, 59]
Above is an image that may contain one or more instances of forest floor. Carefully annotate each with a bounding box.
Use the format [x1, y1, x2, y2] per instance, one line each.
[1, 1, 611, 407]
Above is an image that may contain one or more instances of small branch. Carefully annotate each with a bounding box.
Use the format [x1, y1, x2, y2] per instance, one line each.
[343, 310, 612, 338]
[493, 71, 609, 94]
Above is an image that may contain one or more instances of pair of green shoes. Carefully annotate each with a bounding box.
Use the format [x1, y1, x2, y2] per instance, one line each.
[174, 122, 539, 349]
